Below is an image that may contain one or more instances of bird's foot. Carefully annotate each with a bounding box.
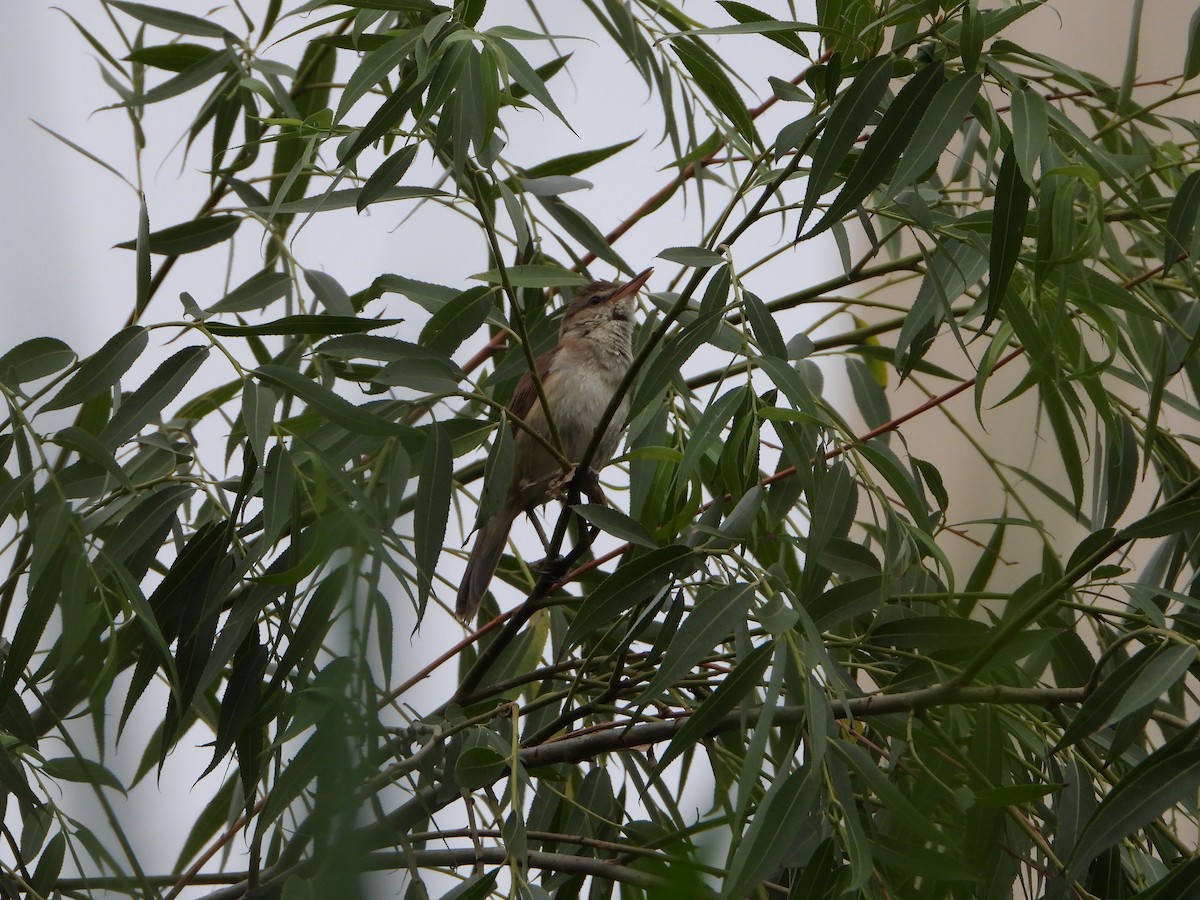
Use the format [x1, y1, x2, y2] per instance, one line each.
[547, 467, 578, 503]
[548, 466, 607, 505]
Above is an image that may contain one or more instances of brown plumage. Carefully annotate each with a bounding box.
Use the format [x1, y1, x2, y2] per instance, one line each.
[456, 268, 653, 622]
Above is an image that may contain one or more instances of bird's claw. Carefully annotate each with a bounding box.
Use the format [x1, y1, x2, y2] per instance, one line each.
[548, 466, 608, 505]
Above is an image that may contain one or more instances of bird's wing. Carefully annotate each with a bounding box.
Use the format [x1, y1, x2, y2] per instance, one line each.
[507, 347, 557, 424]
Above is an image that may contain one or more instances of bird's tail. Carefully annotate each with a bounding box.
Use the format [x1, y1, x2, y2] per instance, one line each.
[456, 504, 519, 623]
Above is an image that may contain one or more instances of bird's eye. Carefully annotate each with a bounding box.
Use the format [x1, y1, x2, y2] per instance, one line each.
[589, 295, 603, 306]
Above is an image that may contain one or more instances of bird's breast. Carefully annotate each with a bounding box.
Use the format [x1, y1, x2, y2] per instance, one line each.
[547, 342, 630, 463]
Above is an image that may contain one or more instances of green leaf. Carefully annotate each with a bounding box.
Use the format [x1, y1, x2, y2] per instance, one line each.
[116, 215, 241, 255]
[263, 186, 445, 217]
[117, 49, 233, 107]
[335, 29, 422, 124]
[888, 72, 981, 194]
[100, 346, 210, 449]
[717, 2, 809, 55]
[208, 271, 292, 314]
[242, 382, 276, 464]
[564, 545, 694, 648]
[799, 55, 894, 232]
[653, 640, 773, 778]
[419, 286, 493, 355]
[678, 387, 745, 486]
[126, 42, 214, 72]
[42, 757, 126, 793]
[1067, 745, 1200, 880]
[1010, 88, 1048, 187]
[51, 426, 135, 491]
[206, 315, 402, 337]
[984, 145, 1030, 326]
[974, 782, 1064, 808]
[1119, 496, 1200, 540]
[470, 265, 587, 288]
[0, 337, 75, 386]
[1056, 647, 1155, 751]
[414, 423, 451, 615]
[110, 0, 235, 39]
[29, 832, 65, 897]
[254, 365, 408, 435]
[871, 616, 988, 650]
[1108, 644, 1197, 725]
[522, 138, 638, 179]
[670, 38, 758, 147]
[489, 37, 573, 130]
[474, 422, 514, 530]
[538, 195, 631, 273]
[724, 765, 818, 898]
[454, 745, 507, 791]
[637, 583, 754, 704]
[303, 269, 355, 316]
[1185, 6, 1200, 80]
[657, 246, 726, 268]
[438, 870, 500, 900]
[45, 326, 148, 411]
[1163, 170, 1200, 275]
[357, 144, 419, 212]
[572, 504, 657, 549]
[804, 61, 945, 240]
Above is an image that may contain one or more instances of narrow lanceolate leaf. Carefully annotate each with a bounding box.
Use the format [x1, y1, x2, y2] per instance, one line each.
[51, 426, 135, 490]
[717, 1, 809, 55]
[653, 641, 774, 779]
[357, 144, 419, 212]
[1163, 170, 1200, 274]
[471, 265, 586, 288]
[1067, 745, 1200, 880]
[678, 387, 745, 486]
[984, 145, 1031, 327]
[658, 246, 726, 268]
[489, 37, 574, 131]
[670, 38, 759, 147]
[1118, 495, 1200, 540]
[254, 365, 407, 435]
[242, 382, 276, 465]
[1010, 88, 1049, 187]
[1055, 648, 1155, 751]
[572, 504, 657, 549]
[799, 55, 894, 234]
[522, 138, 638, 179]
[419, 286, 493, 355]
[637, 582, 755, 704]
[564, 545, 694, 648]
[804, 61, 945, 240]
[0, 337, 75, 386]
[724, 765, 818, 898]
[1185, 6, 1200, 80]
[45, 326, 148, 411]
[207, 270, 292, 314]
[206, 315, 403, 337]
[116, 49, 232, 108]
[116, 215, 241, 255]
[1107, 644, 1197, 724]
[100, 346, 210, 449]
[414, 423, 451, 616]
[136, 194, 151, 316]
[109, 0, 235, 39]
[888, 72, 981, 195]
[338, 69, 431, 164]
[335, 29, 422, 124]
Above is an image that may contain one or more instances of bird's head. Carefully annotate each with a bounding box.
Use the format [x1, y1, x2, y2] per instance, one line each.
[559, 268, 653, 337]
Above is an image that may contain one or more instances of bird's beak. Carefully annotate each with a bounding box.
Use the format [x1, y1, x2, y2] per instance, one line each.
[609, 267, 653, 303]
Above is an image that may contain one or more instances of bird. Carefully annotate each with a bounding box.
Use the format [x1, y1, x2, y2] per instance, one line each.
[456, 268, 654, 623]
